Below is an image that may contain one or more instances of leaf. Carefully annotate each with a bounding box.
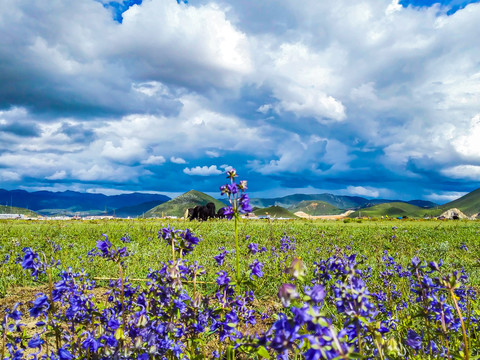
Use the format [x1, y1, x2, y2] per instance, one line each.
[257, 346, 270, 359]
[226, 345, 235, 360]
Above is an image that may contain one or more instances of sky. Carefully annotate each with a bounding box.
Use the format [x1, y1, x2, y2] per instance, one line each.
[0, 0, 479, 203]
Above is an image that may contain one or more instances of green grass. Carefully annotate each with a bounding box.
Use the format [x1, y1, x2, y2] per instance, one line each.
[253, 205, 298, 218]
[290, 200, 343, 215]
[2, 218, 480, 299]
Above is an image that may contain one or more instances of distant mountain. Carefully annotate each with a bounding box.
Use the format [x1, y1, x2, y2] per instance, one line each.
[115, 200, 167, 218]
[251, 193, 440, 213]
[253, 206, 298, 219]
[0, 205, 38, 217]
[348, 202, 429, 218]
[406, 200, 438, 208]
[0, 189, 170, 215]
[290, 200, 343, 216]
[145, 190, 226, 218]
[438, 188, 480, 216]
[250, 194, 372, 210]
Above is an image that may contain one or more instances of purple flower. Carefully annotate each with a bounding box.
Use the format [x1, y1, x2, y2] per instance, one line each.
[216, 271, 231, 287]
[405, 329, 422, 351]
[27, 334, 44, 349]
[18, 247, 45, 279]
[239, 194, 252, 213]
[58, 347, 74, 360]
[249, 260, 264, 280]
[248, 243, 259, 255]
[223, 206, 234, 220]
[96, 235, 112, 256]
[304, 284, 326, 304]
[278, 284, 299, 307]
[214, 250, 229, 266]
[29, 294, 49, 318]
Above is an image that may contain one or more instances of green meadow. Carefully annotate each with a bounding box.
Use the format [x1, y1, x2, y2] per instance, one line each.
[1, 218, 480, 298]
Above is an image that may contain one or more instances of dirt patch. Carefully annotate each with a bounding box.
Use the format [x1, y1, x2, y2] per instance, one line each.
[294, 210, 354, 220]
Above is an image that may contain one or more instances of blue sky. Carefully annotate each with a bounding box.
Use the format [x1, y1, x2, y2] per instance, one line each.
[0, 0, 479, 203]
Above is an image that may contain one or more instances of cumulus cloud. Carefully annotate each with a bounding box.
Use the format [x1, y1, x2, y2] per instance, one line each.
[183, 165, 223, 176]
[0, 0, 480, 198]
[0, 170, 21, 182]
[442, 165, 480, 180]
[170, 156, 186, 164]
[346, 186, 380, 198]
[46, 170, 67, 180]
[143, 155, 166, 165]
[425, 191, 468, 203]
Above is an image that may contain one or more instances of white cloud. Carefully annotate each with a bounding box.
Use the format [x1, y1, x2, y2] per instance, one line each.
[257, 104, 272, 114]
[346, 186, 380, 198]
[452, 114, 480, 159]
[425, 191, 467, 203]
[170, 156, 186, 164]
[183, 165, 222, 176]
[1, 0, 480, 197]
[143, 155, 166, 165]
[101, 138, 146, 164]
[46, 170, 67, 180]
[442, 165, 480, 180]
[118, 1, 253, 88]
[206, 150, 220, 158]
[0, 170, 21, 182]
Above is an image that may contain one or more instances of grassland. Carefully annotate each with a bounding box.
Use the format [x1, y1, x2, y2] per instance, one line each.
[1, 218, 480, 298]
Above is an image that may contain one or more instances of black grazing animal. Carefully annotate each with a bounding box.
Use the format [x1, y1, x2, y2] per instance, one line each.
[216, 207, 227, 219]
[188, 202, 216, 221]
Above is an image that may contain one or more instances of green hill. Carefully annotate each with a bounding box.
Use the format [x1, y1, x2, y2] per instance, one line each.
[348, 202, 430, 218]
[290, 200, 343, 215]
[144, 190, 226, 218]
[253, 206, 298, 218]
[437, 188, 480, 216]
[0, 205, 38, 217]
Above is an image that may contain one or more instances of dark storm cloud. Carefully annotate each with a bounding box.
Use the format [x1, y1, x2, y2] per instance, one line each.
[0, 121, 41, 137]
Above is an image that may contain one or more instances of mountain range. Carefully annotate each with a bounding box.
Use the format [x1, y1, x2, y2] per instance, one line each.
[0, 189, 170, 216]
[2, 186, 480, 219]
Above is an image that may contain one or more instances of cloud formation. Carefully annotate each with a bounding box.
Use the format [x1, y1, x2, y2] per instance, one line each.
[0, 0, 479, 201]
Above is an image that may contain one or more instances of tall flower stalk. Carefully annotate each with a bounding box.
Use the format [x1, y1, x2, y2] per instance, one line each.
[220, 169, 252, 282]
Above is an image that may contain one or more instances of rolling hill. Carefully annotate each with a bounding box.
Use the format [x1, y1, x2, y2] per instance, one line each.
[0, 205, 38, 217]
[253, 206, 298, 218]
[290, 200, 343, 215]
[250, 193, 438, 211]
[250, 194, 369, 209]
[436, 188, 480, 216]
[348, 202, 430, 218]
[144, 190, 226, 218]
[347, 188, 480, 218]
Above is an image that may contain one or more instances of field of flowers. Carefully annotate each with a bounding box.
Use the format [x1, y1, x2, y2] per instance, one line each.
[1, 171, 480, 359]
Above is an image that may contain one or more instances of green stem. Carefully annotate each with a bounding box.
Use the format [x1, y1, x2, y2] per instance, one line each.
[47, 267, 61, 351]
[450, 288, 469, 360]
[118, 262, 126, 350]
[235, 213, 240, 283]
[1, 315, 6, 360]
[171, 236, 176, 263]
